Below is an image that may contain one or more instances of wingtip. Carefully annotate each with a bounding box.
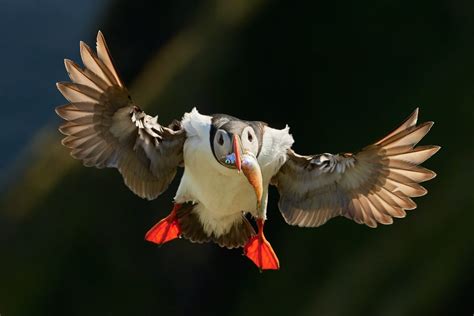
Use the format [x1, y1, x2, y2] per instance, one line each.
[418, 185, 428, 197]
[422, 121, 435, 132]
[79, 40, 87, 56]
[54, 105, 64, 117]
[58, 122, 69, 135]
[374, 108, 422, 145]
[97, 30, 105, 43]
[63, 59, 74, 72]
[56, 81, 69, 88]
[421, 145, 441, 161]
[408, 107, 419, 124]
[79, 40, 92, 53]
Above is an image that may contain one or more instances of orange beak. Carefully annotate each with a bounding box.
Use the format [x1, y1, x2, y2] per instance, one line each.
[231, 134, 263, 210]
[232, 134, 242, 172]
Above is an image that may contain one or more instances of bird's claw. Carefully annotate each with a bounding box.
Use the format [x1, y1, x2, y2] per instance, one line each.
[145, 204, 182, 245]
[244, 232, 280, 271]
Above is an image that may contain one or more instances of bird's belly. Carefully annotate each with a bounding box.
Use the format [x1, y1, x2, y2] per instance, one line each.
[178, 165, 257, 216]
[176, 139, 258, 216]
[175, 141, 258, 236]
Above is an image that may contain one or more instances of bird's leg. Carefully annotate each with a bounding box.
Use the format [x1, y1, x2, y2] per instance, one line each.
[239, 153, 279, 270]
[244, 218, 280, 271]
[145, 203, 182, 245]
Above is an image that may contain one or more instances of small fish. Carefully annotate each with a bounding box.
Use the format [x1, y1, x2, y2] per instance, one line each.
[224, 153, 236, 165]
[241, 153, 263, 210]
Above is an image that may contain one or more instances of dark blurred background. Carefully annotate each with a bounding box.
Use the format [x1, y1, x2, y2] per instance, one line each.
[0, 0, 472, 315]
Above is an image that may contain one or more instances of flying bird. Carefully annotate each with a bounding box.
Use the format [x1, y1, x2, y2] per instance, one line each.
[55, 32, 440, 270]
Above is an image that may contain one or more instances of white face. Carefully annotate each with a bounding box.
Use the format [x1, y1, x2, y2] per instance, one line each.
[211, 126, 260, 169]
[212, 129, 233, 163]
[240, 126, 259, 156]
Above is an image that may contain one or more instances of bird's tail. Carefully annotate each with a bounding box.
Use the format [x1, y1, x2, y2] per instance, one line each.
[176, 203, 256, 249]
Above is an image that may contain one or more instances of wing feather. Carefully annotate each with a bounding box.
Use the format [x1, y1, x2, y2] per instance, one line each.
[56, 32, 185, 200]
[375, 108, 418, 145]
[273, 109, 439, 228]
[96, 31, 124, 88]
[64, 59, 107, 92]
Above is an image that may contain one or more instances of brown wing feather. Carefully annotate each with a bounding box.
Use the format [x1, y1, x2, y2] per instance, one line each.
[55, 32, 185, 200]
[273, 109, 440, 228]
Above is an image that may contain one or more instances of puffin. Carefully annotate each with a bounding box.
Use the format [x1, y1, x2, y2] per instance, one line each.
[55, 32, 440, 270]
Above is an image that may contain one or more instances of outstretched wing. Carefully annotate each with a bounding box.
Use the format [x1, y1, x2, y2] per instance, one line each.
[55, 31, 185, 200]
[272, 109, 440, 228]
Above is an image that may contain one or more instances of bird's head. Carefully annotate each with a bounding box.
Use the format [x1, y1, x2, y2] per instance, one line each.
[210, 115, 265, 207]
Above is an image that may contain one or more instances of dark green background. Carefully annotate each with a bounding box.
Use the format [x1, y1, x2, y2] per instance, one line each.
[1, 1, 472, 315]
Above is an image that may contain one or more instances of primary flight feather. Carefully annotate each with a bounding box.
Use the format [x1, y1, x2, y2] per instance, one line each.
[55, 32, 440, 270]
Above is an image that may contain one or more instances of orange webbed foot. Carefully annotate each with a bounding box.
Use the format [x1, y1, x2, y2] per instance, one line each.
[145, 204, 181, 245]
[244, 219, 280, 271]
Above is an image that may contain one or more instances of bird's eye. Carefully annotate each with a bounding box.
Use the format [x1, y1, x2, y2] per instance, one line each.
[241, 126, 258, 156]
[247, 132, 253, 142]
[213, 129, 232, 165]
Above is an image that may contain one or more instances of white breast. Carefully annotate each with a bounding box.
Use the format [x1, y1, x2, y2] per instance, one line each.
[174, 108, 294, 237]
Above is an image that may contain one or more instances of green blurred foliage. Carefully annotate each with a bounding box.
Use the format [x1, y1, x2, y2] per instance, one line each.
[0, 0, 473, 315]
